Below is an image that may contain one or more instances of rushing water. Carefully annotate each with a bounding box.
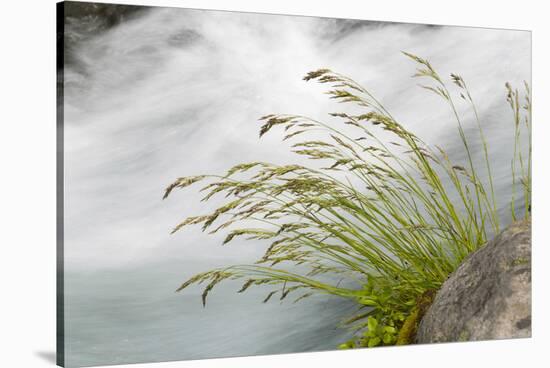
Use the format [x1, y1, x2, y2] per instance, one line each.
[62, 5, 530, 367]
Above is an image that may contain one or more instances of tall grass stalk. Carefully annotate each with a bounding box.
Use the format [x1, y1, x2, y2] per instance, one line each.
[164, 53, 531, 348]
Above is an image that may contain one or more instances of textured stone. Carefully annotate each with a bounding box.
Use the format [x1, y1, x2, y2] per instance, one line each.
[416, 219, 531, 343]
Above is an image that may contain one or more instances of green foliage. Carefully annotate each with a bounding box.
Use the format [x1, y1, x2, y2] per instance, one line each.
[340, 317, 382, 348]
[164, 52, 531, 348]
[340, 313, 402, 349]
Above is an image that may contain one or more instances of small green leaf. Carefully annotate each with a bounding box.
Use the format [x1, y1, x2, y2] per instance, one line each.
[338, 341, 354, 350]
[364, 329, 376, 338]
[357, 298, 378, 307]
[368, 336, 382, 347]
[383, 333, 394, 344]
[367, 316, 378, 331]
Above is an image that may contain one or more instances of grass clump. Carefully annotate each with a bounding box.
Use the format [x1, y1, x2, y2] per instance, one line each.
[164, 52, 531, 348]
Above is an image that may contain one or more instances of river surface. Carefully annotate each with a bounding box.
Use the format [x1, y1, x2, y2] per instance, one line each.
[61, 4, 530, 367]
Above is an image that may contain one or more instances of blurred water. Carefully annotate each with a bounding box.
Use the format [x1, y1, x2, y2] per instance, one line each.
[64, 261, 356, 367]
[62, 5, 530, 367]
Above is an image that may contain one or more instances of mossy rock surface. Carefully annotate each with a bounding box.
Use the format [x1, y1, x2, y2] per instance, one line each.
[416, 218, 531, 343]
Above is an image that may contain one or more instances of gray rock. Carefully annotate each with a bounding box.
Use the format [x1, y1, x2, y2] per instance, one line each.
[416, 218, 531, 343]
[61, 2, 149, 67]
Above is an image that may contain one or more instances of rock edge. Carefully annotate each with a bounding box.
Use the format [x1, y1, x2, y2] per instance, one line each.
[416, 219, 531, 343]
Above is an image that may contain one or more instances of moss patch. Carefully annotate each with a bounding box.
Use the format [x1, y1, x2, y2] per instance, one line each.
[396, 289, 437, 345]
[458, 329, 470, 342]
[510, 257, 530, 267]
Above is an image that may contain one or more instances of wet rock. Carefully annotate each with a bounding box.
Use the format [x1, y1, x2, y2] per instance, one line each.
[60, 2, 148, 66]
[416, 218, 531, 343]
[63, 1, 147, 28]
